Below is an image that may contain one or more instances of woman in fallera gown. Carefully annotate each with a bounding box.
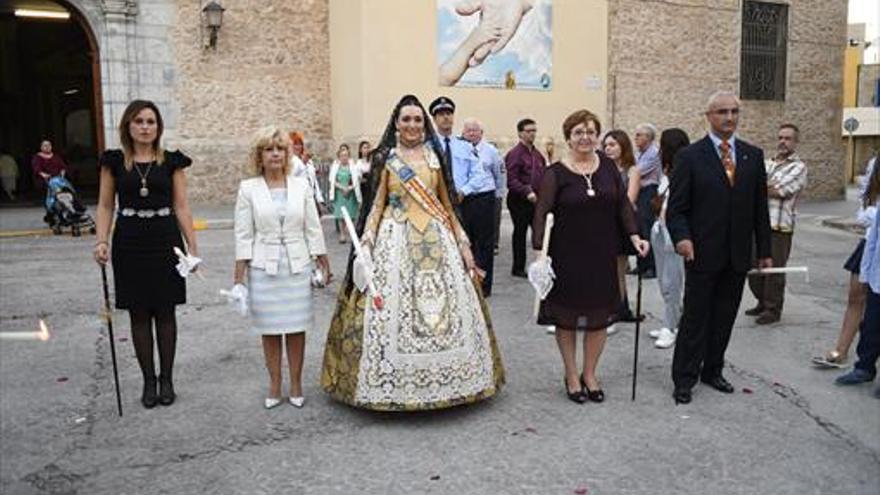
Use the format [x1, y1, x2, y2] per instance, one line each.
[321, 94, 504, 411]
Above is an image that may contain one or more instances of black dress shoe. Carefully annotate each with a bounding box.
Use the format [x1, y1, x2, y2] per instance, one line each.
[673, 388, 692, 404]
[744, 305, 764, 316]
[158, 375, 176, 406]
[141, 377, 158, 409]
[701, 375, 735, 394]
[564, 378, 587, 404]
[755, 313, 780, 325]
[511, 270, 527, 278]
[619, 311, 645, 323]
[580, 375, 604, 403]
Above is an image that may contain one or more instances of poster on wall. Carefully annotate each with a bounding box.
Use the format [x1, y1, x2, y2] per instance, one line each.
[437, 0, 552, 90]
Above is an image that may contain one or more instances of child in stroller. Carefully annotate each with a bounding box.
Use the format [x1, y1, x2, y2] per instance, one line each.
[44, 175, 96, 236]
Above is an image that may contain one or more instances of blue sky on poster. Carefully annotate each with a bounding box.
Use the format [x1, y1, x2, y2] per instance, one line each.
[437, 0, 552, 89]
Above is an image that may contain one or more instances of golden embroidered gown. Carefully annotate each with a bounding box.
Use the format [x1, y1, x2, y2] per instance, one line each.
[321, 146, 505, 410]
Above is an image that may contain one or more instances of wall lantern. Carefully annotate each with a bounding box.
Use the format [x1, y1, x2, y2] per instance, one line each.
[202, 1, 225, 49]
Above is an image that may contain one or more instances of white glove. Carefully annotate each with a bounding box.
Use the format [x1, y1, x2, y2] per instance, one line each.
[352, 248, 374, 293]
[219, 283, 249, 317]
[528, 256, 555, 300]
[173, 247, 202, 278]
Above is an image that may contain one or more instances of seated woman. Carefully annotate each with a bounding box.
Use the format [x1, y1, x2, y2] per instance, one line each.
[321, 94, 504, 411]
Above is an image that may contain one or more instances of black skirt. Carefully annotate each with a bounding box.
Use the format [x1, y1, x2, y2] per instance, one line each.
[843, 239, 866, 274]
[111, 216, 185, 309]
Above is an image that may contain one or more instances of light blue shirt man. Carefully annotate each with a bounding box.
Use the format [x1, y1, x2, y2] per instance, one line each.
[476, 140, 505, 198]
[452, 136, 497, 197]
[635, 144, 662, 187]
[861, 201, 880, 294]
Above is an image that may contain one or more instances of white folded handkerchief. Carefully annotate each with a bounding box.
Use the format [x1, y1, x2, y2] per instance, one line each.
[173, 247, 202, 278]
[218, 283, 249, 316]
[528, 256, 556, 300]
[352, 249, 374, 293]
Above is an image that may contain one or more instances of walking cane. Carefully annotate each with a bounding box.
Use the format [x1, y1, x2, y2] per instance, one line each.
[100, 264, 124, 417]
[631, 271, 643, 401]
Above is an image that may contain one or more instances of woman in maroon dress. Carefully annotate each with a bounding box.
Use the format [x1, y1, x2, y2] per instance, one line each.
[532, 109, 649, 404]
[31, 139, 67, 186]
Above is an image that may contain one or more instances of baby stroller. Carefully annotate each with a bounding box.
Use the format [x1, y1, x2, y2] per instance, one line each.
[43, 175, 96, 236]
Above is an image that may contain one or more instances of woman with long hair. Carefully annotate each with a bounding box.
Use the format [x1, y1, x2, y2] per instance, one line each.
[602, 130, 641, 330]
[93, 100, 198, 408]
[648, 128, 690, 349]
[321, 94, 504, 410]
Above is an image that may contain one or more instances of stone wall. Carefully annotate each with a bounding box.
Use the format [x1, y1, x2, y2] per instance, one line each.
[608, 0, 848, 199]
[169, 0, 332, 203]
[68, 0, 846, 201]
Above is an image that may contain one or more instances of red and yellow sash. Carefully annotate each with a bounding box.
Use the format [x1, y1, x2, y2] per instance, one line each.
[385, 151, 454, 233]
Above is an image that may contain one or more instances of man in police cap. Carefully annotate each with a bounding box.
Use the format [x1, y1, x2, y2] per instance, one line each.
[429, 96, 497, 296]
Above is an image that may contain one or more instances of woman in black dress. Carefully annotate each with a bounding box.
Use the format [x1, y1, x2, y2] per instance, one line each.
[93, 100, 198, 409]
[532, 109, 649, 403]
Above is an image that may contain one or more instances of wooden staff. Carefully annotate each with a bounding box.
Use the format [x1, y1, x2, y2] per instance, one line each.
[100, 265, 124, 417]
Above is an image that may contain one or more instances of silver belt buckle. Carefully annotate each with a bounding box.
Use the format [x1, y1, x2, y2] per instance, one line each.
[119, 207, 171, 218]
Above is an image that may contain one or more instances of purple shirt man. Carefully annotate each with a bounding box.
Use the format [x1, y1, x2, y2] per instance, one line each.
[505, 118, 546, 277]
[505, 142, 546, 199]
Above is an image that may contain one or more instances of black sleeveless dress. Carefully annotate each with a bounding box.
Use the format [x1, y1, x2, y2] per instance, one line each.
[99, 149, 192, 310]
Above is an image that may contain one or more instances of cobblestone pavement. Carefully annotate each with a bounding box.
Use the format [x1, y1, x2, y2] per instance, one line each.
[1, 211, 878, 495]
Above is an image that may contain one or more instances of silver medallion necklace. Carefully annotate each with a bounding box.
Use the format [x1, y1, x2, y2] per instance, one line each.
[583, 171, 596, 197]
[573, 156, 598, 198]
[134, 161, 154, 197]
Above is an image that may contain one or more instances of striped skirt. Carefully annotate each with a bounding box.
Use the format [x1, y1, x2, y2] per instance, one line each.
[248, 254, 313, 336]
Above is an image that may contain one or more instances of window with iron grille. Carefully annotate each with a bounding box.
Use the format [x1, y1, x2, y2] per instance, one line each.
[741, 1, 788, 101]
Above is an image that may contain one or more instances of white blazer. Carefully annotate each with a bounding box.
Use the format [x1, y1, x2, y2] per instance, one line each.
[290, 155, 325, 204]
[328, 160, 362, 203]
[234, 175, 327, 275]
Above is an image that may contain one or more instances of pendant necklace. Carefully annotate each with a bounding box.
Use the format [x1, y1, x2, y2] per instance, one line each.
[574, 157, 598, 198]
[583, 172, 596, 197]
[134, 161, 154, 197]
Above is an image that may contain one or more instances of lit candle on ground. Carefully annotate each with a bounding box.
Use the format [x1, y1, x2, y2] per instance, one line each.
[0, 319, 51, 341]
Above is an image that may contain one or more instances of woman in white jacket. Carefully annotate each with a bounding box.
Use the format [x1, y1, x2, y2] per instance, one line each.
[234, 126, 330, 409]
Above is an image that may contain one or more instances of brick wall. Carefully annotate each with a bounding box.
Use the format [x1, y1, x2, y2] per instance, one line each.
[608, 0, 848, 199]
[168, 0, 332, 202]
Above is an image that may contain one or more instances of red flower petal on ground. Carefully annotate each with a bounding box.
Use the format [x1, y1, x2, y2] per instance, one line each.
[742, 387, 753, 394]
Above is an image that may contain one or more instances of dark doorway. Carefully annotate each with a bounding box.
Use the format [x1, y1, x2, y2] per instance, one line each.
[0, 1, 102, 206]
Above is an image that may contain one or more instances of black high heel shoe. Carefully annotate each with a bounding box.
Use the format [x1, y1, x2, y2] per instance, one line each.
[158, 375, 176, 406]
[564, 378, 587, 404]
[142, 376, 158, 409]
[580, 375, 605, 403]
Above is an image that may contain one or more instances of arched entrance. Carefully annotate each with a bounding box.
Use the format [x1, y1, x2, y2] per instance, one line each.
[0, 0, 103, 205]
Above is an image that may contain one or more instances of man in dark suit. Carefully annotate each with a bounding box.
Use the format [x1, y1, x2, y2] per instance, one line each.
[666, 90, 772, 404]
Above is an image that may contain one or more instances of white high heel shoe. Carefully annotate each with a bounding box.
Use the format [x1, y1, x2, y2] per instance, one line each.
[264, 397, 283, 409]
[288, 396, 305, 408]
